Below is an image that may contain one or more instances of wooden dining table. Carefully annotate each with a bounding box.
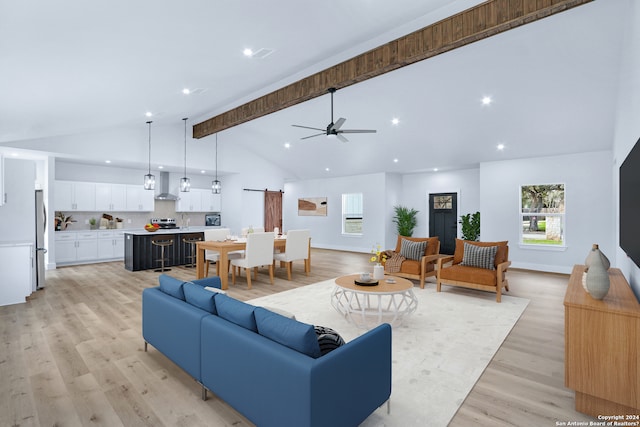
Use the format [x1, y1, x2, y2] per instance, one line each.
[195, 237, 291, 290]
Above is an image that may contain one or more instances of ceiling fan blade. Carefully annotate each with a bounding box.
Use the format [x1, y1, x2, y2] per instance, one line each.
[336, 133, 349, 143]
[339, 129, 377, 134]
[333, 117, 346, 131]
[292, 124, 325, 132]
[300, 133, 325, 140]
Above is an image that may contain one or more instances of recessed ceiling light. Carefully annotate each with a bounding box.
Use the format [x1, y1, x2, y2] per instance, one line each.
[433, 168, 439, 172]
[158, 165, 164, 169]
[182, 88, 191, 95]
[391, 118, 400, 125]
[482, 96, 492, 106]
[325, 167, 330, 172]
[243, 48, 253, 57]
[393, 158, 399, 163]
[200, 170, 206, 174]
[497, 143, 505, 150]
[284, 142, 291, 149]
[145, 111, 153, 117]
[105, 160, 111, 164]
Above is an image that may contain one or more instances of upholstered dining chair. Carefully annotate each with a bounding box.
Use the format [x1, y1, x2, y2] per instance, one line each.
[230, 232, 275, 289]
[203, 228, 242, 276]
[273, 229, 310, 280]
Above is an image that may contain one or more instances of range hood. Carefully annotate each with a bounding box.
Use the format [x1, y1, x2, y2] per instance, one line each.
[155, 171, 179, 201]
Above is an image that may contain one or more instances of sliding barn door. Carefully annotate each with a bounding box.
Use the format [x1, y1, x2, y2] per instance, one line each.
[264, 191, 283, 232]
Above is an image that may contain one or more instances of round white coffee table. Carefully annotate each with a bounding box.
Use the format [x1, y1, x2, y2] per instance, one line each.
[331, 274, 418, 329]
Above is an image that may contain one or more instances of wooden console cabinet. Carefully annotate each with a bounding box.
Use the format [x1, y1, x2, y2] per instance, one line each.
[564, 265, 640, 417]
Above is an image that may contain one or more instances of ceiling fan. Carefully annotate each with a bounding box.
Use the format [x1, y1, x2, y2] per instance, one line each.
[292, 87, 377, 142]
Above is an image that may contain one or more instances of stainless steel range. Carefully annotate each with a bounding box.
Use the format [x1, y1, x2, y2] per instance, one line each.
[150, 218, 178, 229]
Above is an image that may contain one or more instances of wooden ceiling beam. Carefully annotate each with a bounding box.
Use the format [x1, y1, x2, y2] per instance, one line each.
[193, 0, 592, 139]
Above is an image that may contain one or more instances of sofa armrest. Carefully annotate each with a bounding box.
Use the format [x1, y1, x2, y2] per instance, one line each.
[310, 323, 392, 427]
[497, 260, 511, 281]
[437, 255, 454, 270]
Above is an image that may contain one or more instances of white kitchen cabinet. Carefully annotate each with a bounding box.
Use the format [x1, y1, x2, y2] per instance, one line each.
[176, 189, 217, 212]
[126, 185, 155, 211]
[55, 231, 98, 264]
[0, 243, 33, 306]
[97, 230, 125, 259]
[176, 190, 203, 212]
[55, 181, 96, 211]
[202, 192, 221, 212]
[95, 183, 126, 211]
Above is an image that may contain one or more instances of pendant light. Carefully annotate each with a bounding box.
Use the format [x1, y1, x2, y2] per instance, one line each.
[143, 121, 155, 190]
[179, 117, 191, 192]
[212, 133, 222, 194]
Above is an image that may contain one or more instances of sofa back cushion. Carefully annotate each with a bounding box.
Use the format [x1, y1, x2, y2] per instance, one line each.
[215, 294, 258, 332]
[453, 239, 509, 268]
[183, 282, 217, 314]
[190, 276, 222, 290]
[254, 307, 321, 358]
[158, 274, 186, 300]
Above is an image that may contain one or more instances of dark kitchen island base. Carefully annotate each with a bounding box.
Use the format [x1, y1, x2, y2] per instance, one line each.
[124, 230, 204, 271]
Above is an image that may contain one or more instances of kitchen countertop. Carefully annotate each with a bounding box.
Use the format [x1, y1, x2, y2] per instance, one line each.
[124, 227, 211, 236]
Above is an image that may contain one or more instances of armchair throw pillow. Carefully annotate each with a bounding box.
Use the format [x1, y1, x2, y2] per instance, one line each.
[400, 239, 427, 261]
[460, 242, 498, 270]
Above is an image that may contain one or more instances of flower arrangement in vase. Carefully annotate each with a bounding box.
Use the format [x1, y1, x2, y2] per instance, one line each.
[370, 244, 387, 280]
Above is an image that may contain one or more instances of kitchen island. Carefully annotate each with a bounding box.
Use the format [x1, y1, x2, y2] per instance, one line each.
[124, 229, 204, 271]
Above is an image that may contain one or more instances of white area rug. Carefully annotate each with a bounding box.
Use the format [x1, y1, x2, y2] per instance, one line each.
[248, 279, 529, 427]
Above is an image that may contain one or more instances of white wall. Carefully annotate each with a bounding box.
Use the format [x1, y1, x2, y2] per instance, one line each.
[284, 173, 387, 252]
[480, 151, 614, 274]
[401, 168, 481, 238]
[613, 0, 640, 299]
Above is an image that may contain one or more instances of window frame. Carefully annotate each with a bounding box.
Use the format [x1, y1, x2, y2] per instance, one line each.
[342, 192, 363, 236]
[519, 183, 567, 250]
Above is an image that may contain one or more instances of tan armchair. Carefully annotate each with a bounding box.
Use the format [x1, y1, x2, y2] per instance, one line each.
[381, 236, 440, 289]
[436, 239, 511, 302]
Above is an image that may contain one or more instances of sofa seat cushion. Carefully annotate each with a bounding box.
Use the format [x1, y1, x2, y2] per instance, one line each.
[254, 307, 321, 358]
[183, 282, 217, 314]
[439, 264, 498, 287]
[159, 274, 186, 300]
[216, 294, 258, 332]
[396, 259, 435, 275]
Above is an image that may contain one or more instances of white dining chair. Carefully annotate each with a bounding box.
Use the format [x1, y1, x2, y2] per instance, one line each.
[230, 232, 275, 289]
[204, 228, 241, 276]
[273, 229, 310, 280]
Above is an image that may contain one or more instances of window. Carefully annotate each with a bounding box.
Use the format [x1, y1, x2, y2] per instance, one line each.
[342, 193, 363, 235]
[520, 184, 565, 246]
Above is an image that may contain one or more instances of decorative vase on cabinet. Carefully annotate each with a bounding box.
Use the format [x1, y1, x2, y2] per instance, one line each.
[585, 252, 610, 300]
[585, 243, 610, 271]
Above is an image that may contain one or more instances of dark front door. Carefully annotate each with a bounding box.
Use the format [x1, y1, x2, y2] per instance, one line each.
[429, 193, 457, 255]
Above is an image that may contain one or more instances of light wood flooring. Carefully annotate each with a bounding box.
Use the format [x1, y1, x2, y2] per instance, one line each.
[1, 249, 595, 426]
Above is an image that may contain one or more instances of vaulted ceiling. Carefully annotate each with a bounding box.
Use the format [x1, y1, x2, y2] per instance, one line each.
[0, 0, 628, 181]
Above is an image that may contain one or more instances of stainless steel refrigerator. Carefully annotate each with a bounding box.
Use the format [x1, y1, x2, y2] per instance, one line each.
[35, 189, 46, 289]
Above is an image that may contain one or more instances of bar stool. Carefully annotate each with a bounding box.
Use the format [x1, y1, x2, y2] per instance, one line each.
[151, 235, 174, 272]
[182, 233, 203, 268]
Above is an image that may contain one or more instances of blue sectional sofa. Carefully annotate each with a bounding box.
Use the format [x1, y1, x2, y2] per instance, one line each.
[142, 274, 392, 427]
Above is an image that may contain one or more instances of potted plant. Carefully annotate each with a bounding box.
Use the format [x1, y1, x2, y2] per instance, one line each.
[89, 217, 97, 230]
[392, 205, 419, 237]
[459, 211, 480, 241]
